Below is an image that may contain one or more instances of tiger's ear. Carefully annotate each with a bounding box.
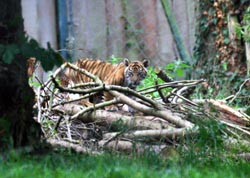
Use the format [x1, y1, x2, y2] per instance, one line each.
[142, 59, 149, 68]
[124, 58, 130, 66]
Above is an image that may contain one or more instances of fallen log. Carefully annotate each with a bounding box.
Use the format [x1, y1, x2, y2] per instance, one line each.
[103, 127, 198, 140]
[98, 140, 166, 154]
[205, 99, 250, 126]
[108, 90, 194, 128]
[54, 104, 172, 130]
[47, 138, 101, 155]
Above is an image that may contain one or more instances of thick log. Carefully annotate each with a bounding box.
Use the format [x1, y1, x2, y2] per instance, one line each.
[99, 140, 166, 154]
[103, 127, 198, 140]
[54, 104, 171, 130]
[108, 90, 194, 128]
[206, 99, 250, 126]
[47, 138, 101, 155]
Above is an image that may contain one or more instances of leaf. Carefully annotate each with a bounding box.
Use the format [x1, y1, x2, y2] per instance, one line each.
[176, 68, 184, 77]
[21, 43, 36, 57]
[37, 51, 54, 71]
[179, 63, 190, 68]
[165, 63, 175, 70]
[2, 44, 20, 64]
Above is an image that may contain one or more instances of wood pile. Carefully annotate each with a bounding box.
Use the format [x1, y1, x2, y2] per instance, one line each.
[32, 62, 250, 154]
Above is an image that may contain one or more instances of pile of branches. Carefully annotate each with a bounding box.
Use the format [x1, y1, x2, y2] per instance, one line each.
[34, 62, 250, 154]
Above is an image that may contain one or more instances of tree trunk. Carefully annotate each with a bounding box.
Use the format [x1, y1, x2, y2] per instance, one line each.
[160, 0, 192, 63]
[0, 0, 41, 149]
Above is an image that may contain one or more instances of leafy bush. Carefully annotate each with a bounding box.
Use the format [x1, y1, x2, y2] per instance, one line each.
[235, 7, 250, 42]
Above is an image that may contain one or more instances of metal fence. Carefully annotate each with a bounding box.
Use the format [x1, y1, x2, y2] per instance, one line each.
[58, 0, 197, 66]
[22, 0, 197, 82]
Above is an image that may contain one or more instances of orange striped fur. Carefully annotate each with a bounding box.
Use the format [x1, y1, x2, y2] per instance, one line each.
[61, 58, 148, 109]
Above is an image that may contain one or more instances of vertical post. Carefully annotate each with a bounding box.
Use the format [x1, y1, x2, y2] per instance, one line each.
[160, 0, 192, 63]
[57, 0, 68, 59]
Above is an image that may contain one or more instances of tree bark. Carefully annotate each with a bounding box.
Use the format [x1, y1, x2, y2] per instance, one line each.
[0, 0, 41, 149]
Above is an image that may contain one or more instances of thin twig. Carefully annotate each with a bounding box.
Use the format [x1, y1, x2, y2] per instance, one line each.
[228, 78, 250, 104]
[69, 99, 119, 121]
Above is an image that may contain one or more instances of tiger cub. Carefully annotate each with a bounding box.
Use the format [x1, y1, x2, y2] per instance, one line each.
[62, 58, 148, 111]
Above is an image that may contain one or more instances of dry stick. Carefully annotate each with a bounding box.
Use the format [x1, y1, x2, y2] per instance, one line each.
[138, 79, 205, 95]
[171, 87, 198, 106]
[154, 67, 174, 82]
[228, 78, 250, 104]
[37, 87, 42, 123]
[70, 99, 119, 120]
[52, 77, 104, 94]
[48, 85, 56, 111]
[220, 120, 250, 136]
[68, 82, 99, 88]
[155, 80, 167, 103]
[43, 63, 68, 90]
[52, 92, 97, 108]
[172, 86, 188, 104]
[37, 63, 68, 122]
[66, 116, 72, 142]
[101, 131, 127, 148]
[137, 79, 204, 92]
[52, 76, 159, 109]
[105, 85, 160, 109]
[108, 90, 194, 128]
[54, 116, 64, 131]
[103, 127, 197, 139]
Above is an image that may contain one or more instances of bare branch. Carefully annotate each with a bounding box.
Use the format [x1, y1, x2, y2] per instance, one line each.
[103, 127, 198, 139]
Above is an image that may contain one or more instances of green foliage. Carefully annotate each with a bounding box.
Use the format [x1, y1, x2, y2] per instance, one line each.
[193, 61, 249, 106]
[109, 55, 123, 64]
[1, 150, 250, 178]
[178, 116, 227, 166]
[139, 66, 164, 88]
[0, 36, 64, 71]
[138, 60, 190, 98]
[235, 7, 250, 42]
[21, 37, 64, 71]
[165, 59, 190, 78]
[193, 1, 250, 105]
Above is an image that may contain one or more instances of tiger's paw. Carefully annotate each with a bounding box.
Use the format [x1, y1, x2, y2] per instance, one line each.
[122, 105, 137, 114]
[105, 105, 119, 112]
[128, 106, 137, 114]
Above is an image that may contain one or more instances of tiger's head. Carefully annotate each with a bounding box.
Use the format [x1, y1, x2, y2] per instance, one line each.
[123, 58, 149, 89]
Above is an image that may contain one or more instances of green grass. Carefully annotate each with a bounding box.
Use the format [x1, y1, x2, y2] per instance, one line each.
[0, 150, 250, 178]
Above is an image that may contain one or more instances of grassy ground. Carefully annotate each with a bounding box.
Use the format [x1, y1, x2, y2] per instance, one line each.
[1, 150, 250, 178]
